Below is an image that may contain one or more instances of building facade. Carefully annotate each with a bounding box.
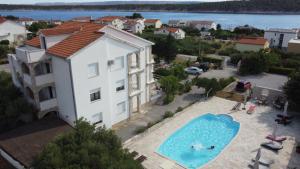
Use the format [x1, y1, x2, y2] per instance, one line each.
[144, 19, 162, 29]
[154, 27, 186, 39]
[287, 39, 300, 54]
[264, 28, 299, 49]
[8, 22, 155, 129]
[0, 17, 28, 44]
[95, 16, 125, 30]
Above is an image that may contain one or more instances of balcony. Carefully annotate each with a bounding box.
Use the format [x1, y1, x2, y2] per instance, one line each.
[22, 73, 54, 87]
[40, 98, 58, 111]
[16, 46, 46, 64]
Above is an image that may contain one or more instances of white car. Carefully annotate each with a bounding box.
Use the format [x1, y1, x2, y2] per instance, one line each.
[184, 67, 203, 75]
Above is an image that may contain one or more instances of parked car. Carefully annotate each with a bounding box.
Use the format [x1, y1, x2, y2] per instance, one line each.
[184, 67, 203, 75]
[235, 80, 251, 92]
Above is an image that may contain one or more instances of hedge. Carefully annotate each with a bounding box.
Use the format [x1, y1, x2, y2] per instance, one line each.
[268, 67, 295, 76]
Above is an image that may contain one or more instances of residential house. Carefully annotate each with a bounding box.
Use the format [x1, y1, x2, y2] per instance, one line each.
[189, 20, 217, 31]
[168, 20, 188, 27]
[123, 19, 144, 34]
[95, 16, 125, 29]
[287, 39, 300, 54]
[235, 37, 269, 52]
[8, 21, 156, 129]
[154, 27, 185, 39]
[17, 17, 36, 26]
[71, 16, 92, 22]
[144, 19, 162, 29]
[0, 17, 28, 44]
[264, 28, 299, 49]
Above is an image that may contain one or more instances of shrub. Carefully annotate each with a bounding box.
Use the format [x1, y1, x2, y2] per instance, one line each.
[170, 64, 188, 80]
[202, 56, 223, 67]
[238, 54, 267, 75]
[284, 72, 300, 111]
[0, 40, 9, 45]
[229, 53, 243, 65]
[218, 47, 239, 56]
[159, 75, 179, 95]
[163, 111, 174, 119]
[154, 68, 172, 77]
[176, 107, 183, 113]
[219, 77, 236, 88]
[163, 94, 175, 105]
[268, 67, 295, 76]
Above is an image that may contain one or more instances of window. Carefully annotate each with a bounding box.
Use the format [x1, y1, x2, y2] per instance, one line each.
[117, 102, 126, 115]
[92, 113, 103, 125]
[114, 56, 124, 70]
[90, 88, 101, 102]
[116, 80, 125, 92]
[88, 63, 99, 78]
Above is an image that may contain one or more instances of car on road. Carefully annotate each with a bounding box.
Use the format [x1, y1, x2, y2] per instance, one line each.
[184, 67, 203, 75]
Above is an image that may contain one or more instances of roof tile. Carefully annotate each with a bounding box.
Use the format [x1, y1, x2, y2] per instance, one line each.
[237, 37, 268, 45]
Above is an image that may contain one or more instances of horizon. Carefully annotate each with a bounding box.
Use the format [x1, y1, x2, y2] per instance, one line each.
[0, 0, 227, 5]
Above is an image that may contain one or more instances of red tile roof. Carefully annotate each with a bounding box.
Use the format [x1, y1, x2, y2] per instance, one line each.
[25, 37, 41, 48]
[237, 37, 268, 45]
[40, 26, 82, 36]
[0, 17, 6, 24]
[167, 27, 180, 33]
[145, 19, 160, 23]
[47, 23, 105, 58]
[96, 16, 125, 22]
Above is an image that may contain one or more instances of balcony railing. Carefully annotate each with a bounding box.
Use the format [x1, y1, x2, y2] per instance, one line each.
[40, 98, 58, 111]
[35, 73, 54, 86]
[16, 47, 46, 64]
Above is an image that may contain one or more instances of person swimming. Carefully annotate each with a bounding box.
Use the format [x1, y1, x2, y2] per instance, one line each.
[207, 146, 215, 150]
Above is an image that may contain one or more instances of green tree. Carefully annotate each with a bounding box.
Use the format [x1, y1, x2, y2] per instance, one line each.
[33, 119, 143, 169]
[28, 22, 55, 36]
[164, 34, 178, 63]
[216, 24, 222, 30]
[159, 75, 179, 96]
[284, 72, 300, 110]
[126, 13, 143, 19]
[170, 64, 187, 80]
[238, 53, 267, 75]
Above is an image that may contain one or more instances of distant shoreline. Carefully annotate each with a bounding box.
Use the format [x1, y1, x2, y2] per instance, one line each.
[1, 9, 300, 15]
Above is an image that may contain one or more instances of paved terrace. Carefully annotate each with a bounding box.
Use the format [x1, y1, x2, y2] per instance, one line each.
[124, 97, 300, 169]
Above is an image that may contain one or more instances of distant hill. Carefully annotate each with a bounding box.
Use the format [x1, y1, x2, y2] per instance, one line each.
[1, 0, 300, 13]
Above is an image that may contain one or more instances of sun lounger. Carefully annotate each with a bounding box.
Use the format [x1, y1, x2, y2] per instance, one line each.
[275, 118, 292, 125]
[251, 157, 274, 166]
[136, 155, 147, 163]
[266, 135, 287, 142]
[249, 162, 270, 169]
[231, 103, 241, 111]
[261, 142, 283, 151]
[247, 105, 256, 114]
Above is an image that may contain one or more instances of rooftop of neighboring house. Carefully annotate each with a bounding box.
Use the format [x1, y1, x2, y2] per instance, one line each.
[144, 19, 160, 23]
[237, 37, 268, 45]
[0, 117, 72, 168]
[0, 16, 6, 24]
[0, 156, 14, 169]
[266, 28, 299, 34]
[96, 16, 126, 22]
[159, 27, 182, 33]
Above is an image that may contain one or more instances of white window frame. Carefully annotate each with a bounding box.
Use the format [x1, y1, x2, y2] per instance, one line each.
[87, 63, 99, 78]
[116, 79, 125, 92]
[92, 112, 103, 125]
[90, 88, 101, 102]
[117, 102, 126, 115]
[113, 56, 124, 71]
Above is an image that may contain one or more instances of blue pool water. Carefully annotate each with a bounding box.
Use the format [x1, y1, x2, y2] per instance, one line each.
[157, 113, 240, 169]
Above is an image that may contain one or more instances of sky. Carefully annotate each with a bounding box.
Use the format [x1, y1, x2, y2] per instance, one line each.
[0, 0, 225, 5]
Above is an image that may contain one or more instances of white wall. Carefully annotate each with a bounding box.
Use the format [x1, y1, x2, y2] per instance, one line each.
[0, 21, 27, 43]
[52, 56, 77, 125]
[45, 34, 70, 48]
[264, 31, 297, 48]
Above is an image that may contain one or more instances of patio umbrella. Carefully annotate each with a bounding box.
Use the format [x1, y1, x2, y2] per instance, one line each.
[283, 101, 289, 117]
[253, 148, 261, 169]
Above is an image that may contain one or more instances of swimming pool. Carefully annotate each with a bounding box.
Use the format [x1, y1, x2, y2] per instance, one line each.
[157, 113, 240, 169]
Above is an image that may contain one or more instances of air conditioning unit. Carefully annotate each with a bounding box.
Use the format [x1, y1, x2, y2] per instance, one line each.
[108, 60, 114, 66]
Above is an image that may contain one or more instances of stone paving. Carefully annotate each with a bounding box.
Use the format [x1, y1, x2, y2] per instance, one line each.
[124, 97, 300, 169]
[114, 86, 206, 142]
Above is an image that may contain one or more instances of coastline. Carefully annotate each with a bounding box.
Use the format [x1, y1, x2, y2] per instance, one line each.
[1, 9, 300, 15]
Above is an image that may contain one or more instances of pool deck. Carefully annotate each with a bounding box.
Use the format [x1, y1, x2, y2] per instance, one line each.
[123, 97, 300, 169]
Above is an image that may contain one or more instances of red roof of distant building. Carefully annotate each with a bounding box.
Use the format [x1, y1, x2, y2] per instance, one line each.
[237, 37, 268, 45]
[47, 23, 105, 58]
[145, 19, 160, 23]
[96, 16, 125, 22]
[0, 17, 6, 24]
[25, 37, 41, 48]
[40, 26, 82, 36]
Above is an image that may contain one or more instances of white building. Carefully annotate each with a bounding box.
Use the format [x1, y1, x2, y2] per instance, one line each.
[189, 20, 217, 31]
[264, 28, 299, 49]
[95, 16, 126, 30]
[0, 17, 28, 44]
[144, 19, 162, 29]
[17, 17, 36, 26]
[168, 20, 188, 27]
[8, 21, 156, 129]
[123, 19, 145, 34]
[154, 27, 186, 39]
